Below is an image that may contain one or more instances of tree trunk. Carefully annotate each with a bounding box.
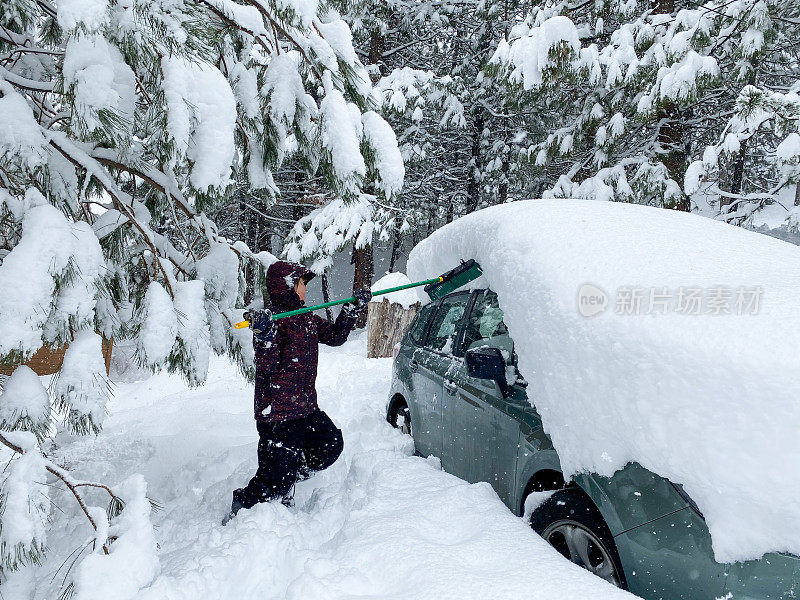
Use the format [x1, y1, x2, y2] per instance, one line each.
[240, 191, 256, 305]
[347, 27, 384, 329]
[352, 243, 374, 328]
[389, 226, 400, 272]
[466, 113, 484, 214]
[724, 143, 748, 212]
[426, 202, 435, 237]
[367, 299, 420, 358]
[727, 63, 757, 209]
[321, 272, 333, 321]
[652, 0, 689, 212]
[499, 146, 510, 204]
[656, 101, 689, 211]
[369, 29, 385, 74]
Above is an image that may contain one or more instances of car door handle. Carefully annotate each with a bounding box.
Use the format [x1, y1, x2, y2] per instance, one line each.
[444, 380, 458, 394]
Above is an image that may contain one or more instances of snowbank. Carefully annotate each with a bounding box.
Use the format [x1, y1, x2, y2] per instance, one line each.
[407, 199, 800, 563]
[371, 272, 423, 308]
[72, 475, 160, 600]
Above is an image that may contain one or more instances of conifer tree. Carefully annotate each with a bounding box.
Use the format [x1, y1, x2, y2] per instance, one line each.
[490, 0, 800, 220]
[0, 0, 401, 584]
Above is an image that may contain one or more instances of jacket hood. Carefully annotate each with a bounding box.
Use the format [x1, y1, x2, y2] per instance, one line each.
[266, 261, 315, 311]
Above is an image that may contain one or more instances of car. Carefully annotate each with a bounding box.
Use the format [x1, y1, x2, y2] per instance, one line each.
[386, 287, 799, 599]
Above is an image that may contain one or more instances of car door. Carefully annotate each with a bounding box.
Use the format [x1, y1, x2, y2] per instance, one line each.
[399, 301, 438, 456]
[442, 289, 524, 507]
[412, 293, 471, 459]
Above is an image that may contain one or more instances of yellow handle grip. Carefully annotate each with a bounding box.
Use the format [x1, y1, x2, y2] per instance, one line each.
[234, 321, 250, 329]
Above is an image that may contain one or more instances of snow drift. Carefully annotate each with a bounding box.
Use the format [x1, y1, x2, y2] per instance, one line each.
[407, 199, 800, 563]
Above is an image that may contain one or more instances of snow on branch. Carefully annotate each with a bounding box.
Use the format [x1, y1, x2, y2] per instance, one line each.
[284, 195, 385, 273]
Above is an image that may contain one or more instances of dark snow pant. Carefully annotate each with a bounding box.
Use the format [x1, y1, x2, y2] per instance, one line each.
[234, 409, 344, 509]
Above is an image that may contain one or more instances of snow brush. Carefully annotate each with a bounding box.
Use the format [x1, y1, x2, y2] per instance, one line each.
[233, 259, 483, 329]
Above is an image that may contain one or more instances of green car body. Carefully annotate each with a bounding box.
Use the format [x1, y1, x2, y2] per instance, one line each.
[386, 288, 799, 599]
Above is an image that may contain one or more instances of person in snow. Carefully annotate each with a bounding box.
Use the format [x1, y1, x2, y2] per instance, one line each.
[225, 260, 371, 522]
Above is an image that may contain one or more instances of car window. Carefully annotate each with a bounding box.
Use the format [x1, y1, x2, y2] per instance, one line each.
[462, 290, 515, 362]
[426, 294, 470, 353]
[407, 301, 437, 347]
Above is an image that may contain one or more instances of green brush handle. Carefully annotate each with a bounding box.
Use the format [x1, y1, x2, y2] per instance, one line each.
[234, 276, 442, 328]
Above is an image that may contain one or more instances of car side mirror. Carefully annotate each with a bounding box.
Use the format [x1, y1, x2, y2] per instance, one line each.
[465, 346, 510, 396]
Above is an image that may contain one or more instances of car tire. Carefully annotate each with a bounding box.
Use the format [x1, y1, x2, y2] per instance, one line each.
[388, 399, 412, 436]
[529, 489, 627, 589]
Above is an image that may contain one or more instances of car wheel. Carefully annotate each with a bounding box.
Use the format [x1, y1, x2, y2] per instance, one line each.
[529, 489, 627, 589]
[389, 399, 412, 436]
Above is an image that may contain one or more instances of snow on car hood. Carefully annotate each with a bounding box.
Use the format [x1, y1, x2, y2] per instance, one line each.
[407, 199, 800, 563]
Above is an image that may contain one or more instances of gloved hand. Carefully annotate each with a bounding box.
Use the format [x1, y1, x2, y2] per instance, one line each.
[353, 288, 372, 307]
[343, 288, 372, 317]
[248, 309, 276, 343]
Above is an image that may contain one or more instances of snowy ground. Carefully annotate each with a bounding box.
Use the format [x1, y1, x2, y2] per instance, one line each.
[32, 334, 632, 599]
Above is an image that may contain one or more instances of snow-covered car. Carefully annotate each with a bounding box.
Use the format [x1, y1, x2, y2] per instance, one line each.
[387, 199, 800, 599]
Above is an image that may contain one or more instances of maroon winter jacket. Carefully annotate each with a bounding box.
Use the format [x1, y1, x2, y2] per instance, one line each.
[253, 261, 358, 423]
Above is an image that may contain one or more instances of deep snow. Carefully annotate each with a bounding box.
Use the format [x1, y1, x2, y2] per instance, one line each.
[407, 198, 800, 563]
[28, 335, 632, 600]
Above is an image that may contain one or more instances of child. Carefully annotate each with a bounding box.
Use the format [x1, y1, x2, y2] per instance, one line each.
[225, 261, 370, 522]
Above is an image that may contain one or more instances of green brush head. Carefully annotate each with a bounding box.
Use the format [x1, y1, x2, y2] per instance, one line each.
[424, 259, 483, 300]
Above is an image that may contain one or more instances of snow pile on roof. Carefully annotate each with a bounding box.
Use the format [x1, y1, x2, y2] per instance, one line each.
[407, 199, 800, 563]
[371, 272, 423, 308]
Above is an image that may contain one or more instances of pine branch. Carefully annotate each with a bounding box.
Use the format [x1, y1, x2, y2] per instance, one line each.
[90, 149, 276, 268]
[48, 135, 177, 298]
[0, 64, 55, 92]
[195, 0, 275, 56]
[0, 433, 110, 555]
[35, 0, 57, 19]
[242, 0, 324, 81]
[0, 24, 29, 46]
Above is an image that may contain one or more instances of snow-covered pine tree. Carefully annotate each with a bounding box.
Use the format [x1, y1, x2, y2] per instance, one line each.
[489, 0, 799, 217]
[684, 0, 800, 225]
[328, 0, 541, 261]
[341, 0, 468, 239]
[0, 0, 401, 583]
[230, 0, 567, 281]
